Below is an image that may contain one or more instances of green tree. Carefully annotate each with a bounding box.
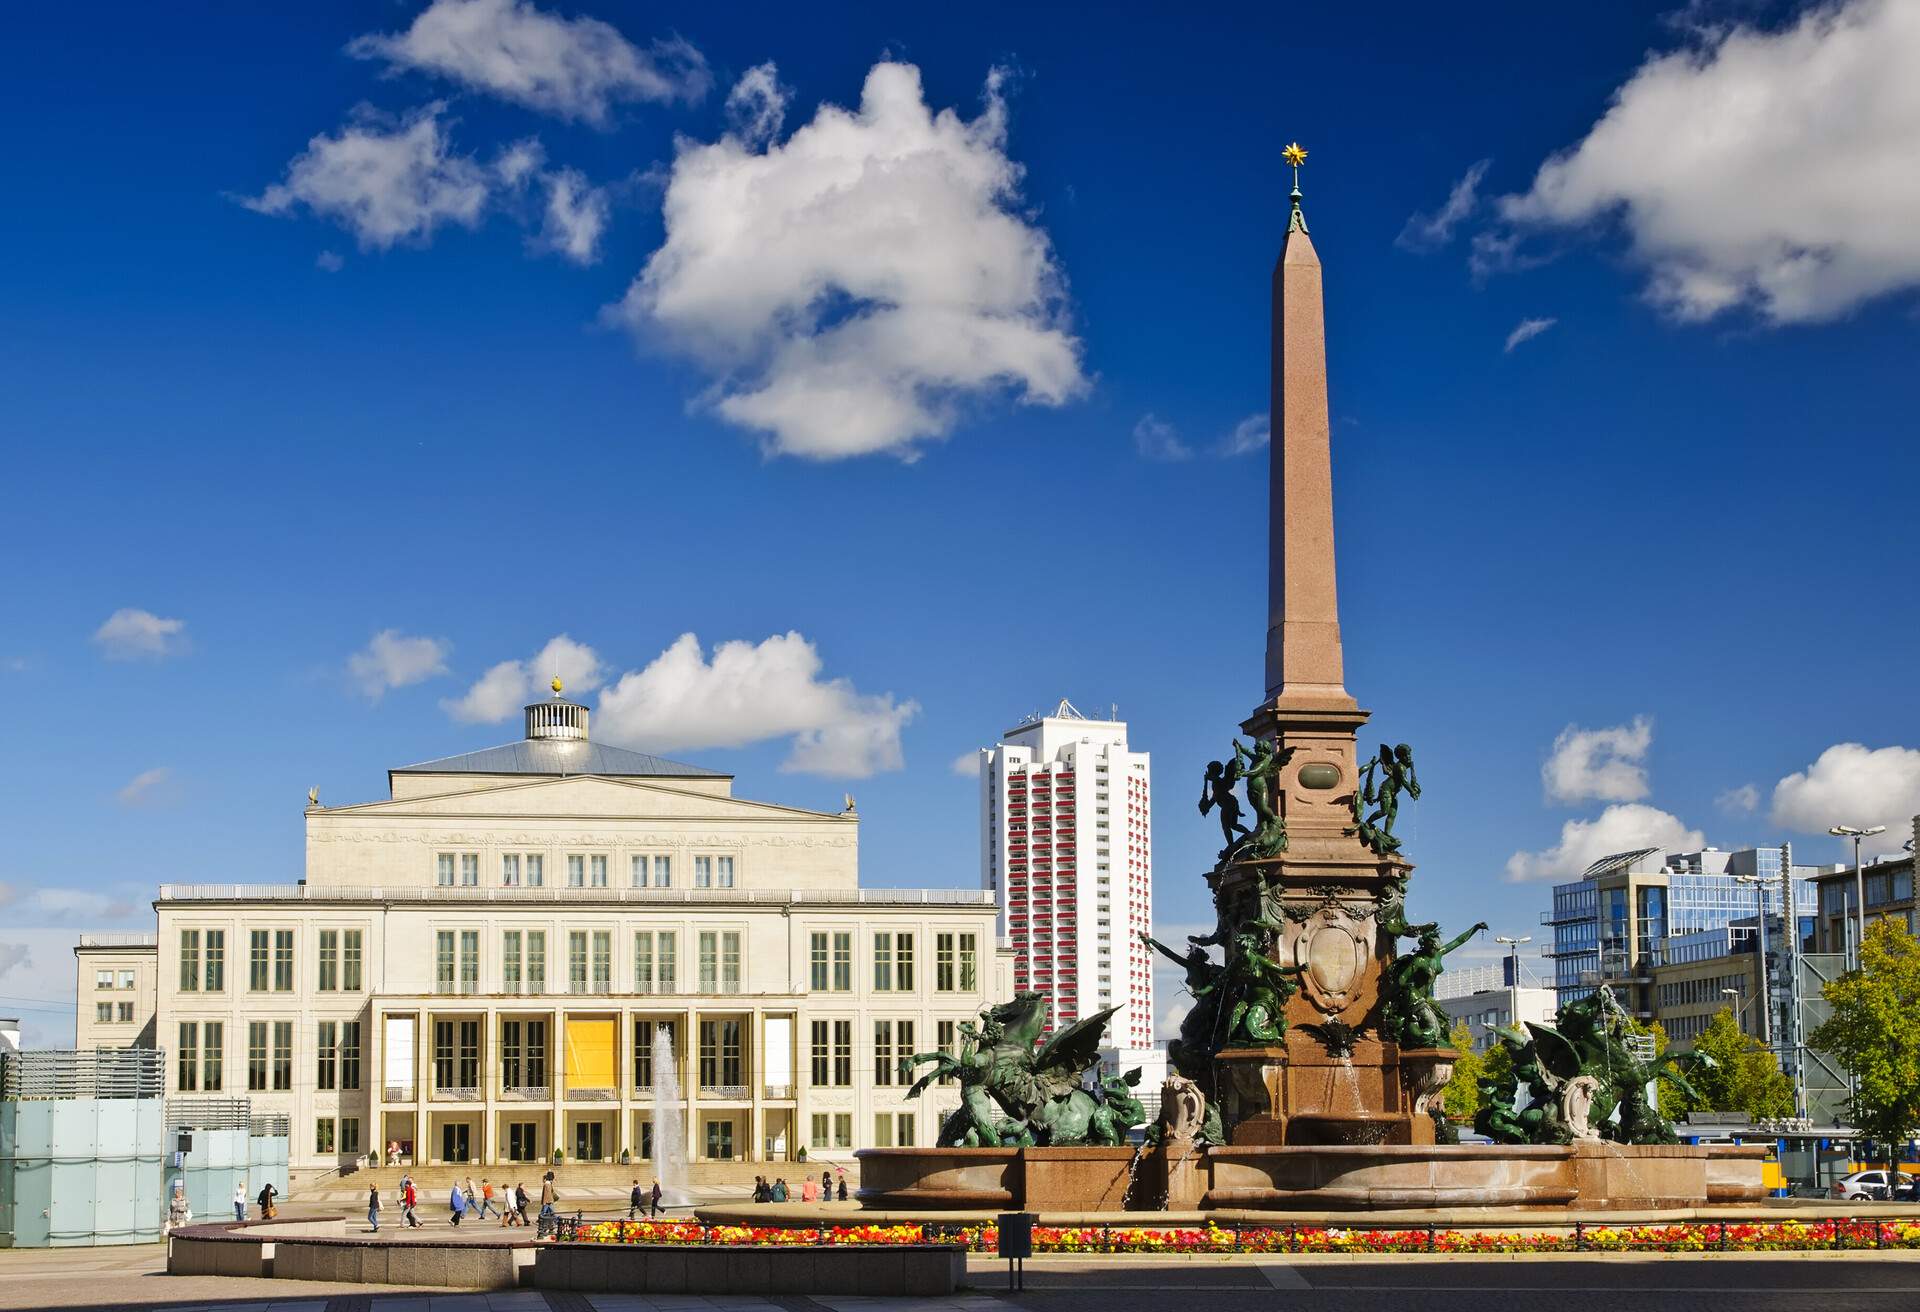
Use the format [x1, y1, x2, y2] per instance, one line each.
[1622, 1017, 1689, 1120]
[1812, 916, 1920, 1174]
[1688, 1006, 1794, 1119]
[1441, 1021, 1483, 1121]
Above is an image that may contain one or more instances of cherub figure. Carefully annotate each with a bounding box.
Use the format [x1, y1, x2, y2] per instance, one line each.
[1198, 759, 1252, 862]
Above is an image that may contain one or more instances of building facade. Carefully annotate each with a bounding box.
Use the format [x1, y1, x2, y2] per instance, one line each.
[1809, 850, 1916, 956]
[974, 702, 1154, 1065]
[1434, 960, 1556, 1054]
[73, 934, 159, 1051]
[76, 691, 1010, 1175]
[1544, 845, 1819, 1014]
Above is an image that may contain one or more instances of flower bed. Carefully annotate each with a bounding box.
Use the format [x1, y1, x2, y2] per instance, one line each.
[579, 1218, 1920, 1255]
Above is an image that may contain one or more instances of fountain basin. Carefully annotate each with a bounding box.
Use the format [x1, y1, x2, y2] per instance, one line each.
[856, 1147, 1140, 1211]
[1207, 1144, 1577, 1210]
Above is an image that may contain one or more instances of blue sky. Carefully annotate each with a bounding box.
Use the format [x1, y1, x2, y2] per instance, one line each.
[4, 0, 1918, 1040]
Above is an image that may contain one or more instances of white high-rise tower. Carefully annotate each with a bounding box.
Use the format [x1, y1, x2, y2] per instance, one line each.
[976, 701, 1155, 1061]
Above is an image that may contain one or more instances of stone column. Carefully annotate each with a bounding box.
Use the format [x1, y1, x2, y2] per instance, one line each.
[686, 1005, 701, 1165]
[750, 1006, 765, 1164]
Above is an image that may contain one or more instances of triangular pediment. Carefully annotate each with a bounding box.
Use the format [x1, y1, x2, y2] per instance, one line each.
[319, 774, 847, 823]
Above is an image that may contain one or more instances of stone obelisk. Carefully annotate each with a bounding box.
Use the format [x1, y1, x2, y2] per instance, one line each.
[1241, 156, 1370, 859]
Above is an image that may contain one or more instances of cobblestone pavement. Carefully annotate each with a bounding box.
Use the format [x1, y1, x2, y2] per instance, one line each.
[5, 1245, 1920, 1311]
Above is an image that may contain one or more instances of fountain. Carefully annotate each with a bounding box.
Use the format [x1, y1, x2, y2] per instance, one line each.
[650, 1023, 689, 1209]
[846, 148, 1766, 1218]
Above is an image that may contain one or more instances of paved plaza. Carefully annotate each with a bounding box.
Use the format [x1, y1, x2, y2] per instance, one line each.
[5, 1244, 1920, 1312]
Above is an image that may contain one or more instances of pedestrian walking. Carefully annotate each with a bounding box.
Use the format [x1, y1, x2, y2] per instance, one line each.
[402, 1176, 422, 1228]
[256, 1182, 278, 1220]
[449, 1184, 467, 1226]
[837, 1174, 848, 1202]
[649, 1179, 663, 1217]
[801, 1177, 818, 1203]
[231, 1182, 247, 1223]
[516, 1180, 531, 1226]
[367, 1182, 381, 1233]
[821, 1170, 832, 1199]
[463, 1175, 479, 1216]
[478, 1178, 501, 1220]
[166, 1177, 192, 1235]
[628, 1179, 644, 1220]
[539, 1170, 558, 1224]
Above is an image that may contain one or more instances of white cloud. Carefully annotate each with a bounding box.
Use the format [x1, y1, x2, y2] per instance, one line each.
[348, 629, 451, 698]
[11, 888, 140, 925]
[115, 767, 174, 809]
[1504, 316, 1558, 352]
[951, 751, 983, 778]
[241, 102, 492, 251]
[0, 941, 29, 981]
[1542, 715, 1653, 803]
[534, 167, 610, 265]
[610, 60, 1086, 460]
[596, 632, 917, 778]
[1398, 159, 1491, 251]
[1770, 743, 1920, 849]
[92, 608, 187, 660]
[1717, 783, 1761, 815]
[1498, 0, 1920, 323]
[1506, 803, 1706, 882]
[1218, 412, 1269, 457]
[1132, 413, 1192, 462]
[348, 0, 708, 126]
[724, 61, 785, 147]
[316, 250, 345, 272]
[442, 634, 604, 723]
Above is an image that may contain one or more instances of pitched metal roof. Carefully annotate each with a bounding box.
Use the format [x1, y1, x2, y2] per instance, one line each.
[391, 739, 728, 779]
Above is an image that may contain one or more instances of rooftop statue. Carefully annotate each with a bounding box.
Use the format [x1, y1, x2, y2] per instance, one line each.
[902, 992, 1144, 1147]
[1379, 920, 1487, 1050]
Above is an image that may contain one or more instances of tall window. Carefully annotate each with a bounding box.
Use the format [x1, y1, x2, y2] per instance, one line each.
[177, 1022, 199, 1091]
[936, 933, 955, 991]
[316, 1118, 336, 1155]
[568, 854, 586, 888]
[895, 934, 915, 991]
[591, 931, 611, 994]
[589, 855, 607, 888]
[433, 1021, 454, 1090]
[811, 1113, 830, 1149]
[657, 932, 676, 992]
[461, 853, 479, 887]
[436, 931, 456, 994]
[503, 1020, 548, 1090]
[318, 930, 339, 991]
[810, 1020, 830, 1086]
[272, 1021, 293, 1091]
[340, 1021, 361, 1091]
[937, 1020, 956, 1084]
[959, 933, 978, 991]
[834, 1114, 852, 1149]
[698, 1019, 741, 1089]
[504, 931, 523, 993]
[698, 932, 717, 991]
[810, 933, 830, 990]
[833, 1020, 852, 1086]
[526, 854, 545, 888]
[694, 856, 712, 888]
[206, 929, 225, 991]
[721, 931, 740, 992]
[503, 854, 521, 887]
[437, 854, 455, 887]
[317, 1021, 337, 1091]
[631, 855, 648, 888]
[833, 932, 852, 991]
[874, 1020, 894, 1086]
[273, 930, 294, 991]
[874, 933, 893, 991]
[203, 1021, 224, 1092]
[343, 930, 362, 991]
[635, 932, 654, 992]
[458, 1020, 479, 1088]
[633, 1020, 674, 1088]
[179, 930, 200, 992]
[341, 1117, 361, 1156]
[247, 1022, 267, 1091]
[461, 930, 480, 994]
[569, 932, 588, 994]
[873, 1114, 894, 1148]
[716, 856, 735, 888]
[654, 855, 671, 887]
[528, 930, 547, 993]
[249, 930, 269, 991]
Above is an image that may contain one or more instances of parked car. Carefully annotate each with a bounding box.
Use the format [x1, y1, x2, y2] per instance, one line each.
[1830, 1170, 1915, 1200]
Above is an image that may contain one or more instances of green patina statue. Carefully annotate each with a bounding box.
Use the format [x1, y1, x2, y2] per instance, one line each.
[1376, 868, 1438, 943]
[1234, 737, 1296, 858]
[1199, 759, 1253, 863]
[1218, 929, 1308, 1045]
[1473, 986, 1715, 1146]
[1143, 932, 1226, 1081]
[1353, 742, 1419, 856]
[1379, 921, 1487, 1049]
[902, 992, 1146, 1147]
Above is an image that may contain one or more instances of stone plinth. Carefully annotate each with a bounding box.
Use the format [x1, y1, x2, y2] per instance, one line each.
[1017, 1147, 1142, 1211]
[853, 1147, 1016, 1210]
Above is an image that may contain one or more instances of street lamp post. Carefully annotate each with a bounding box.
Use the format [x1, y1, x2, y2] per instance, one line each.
[1828, 824, 1888, 968]
[1494, 934, 1532, 987]
[1734, 874, 1772, 1047]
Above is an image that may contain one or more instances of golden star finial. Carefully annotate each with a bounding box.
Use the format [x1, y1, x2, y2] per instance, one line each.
[1282, 142, 1308, 169]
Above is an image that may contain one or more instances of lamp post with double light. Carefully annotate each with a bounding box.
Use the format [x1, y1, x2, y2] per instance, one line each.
[1828, 824, 1887, 968]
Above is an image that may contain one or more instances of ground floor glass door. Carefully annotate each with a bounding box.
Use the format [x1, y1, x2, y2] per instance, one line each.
[574, 1120, 604, 1163]
[441, 1122, 471, 1164]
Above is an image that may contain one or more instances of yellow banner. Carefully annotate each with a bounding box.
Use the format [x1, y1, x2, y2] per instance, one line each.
[565, 1017, 615, 1088]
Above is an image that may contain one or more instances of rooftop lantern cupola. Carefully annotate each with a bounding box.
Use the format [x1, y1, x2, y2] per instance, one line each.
[525, 675, 589, 742]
